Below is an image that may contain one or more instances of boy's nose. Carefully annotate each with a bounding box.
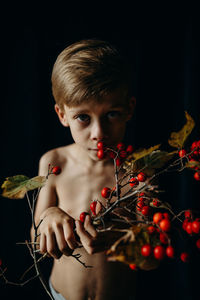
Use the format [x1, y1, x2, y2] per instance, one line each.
[90, 120, 107, 141]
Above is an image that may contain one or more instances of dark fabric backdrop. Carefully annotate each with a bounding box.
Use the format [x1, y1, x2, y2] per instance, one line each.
[0, 5, 199, 300]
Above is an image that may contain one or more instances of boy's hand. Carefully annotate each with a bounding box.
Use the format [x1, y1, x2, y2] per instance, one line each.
[75, 215, 124, 255]
[38, 207, 78, 259]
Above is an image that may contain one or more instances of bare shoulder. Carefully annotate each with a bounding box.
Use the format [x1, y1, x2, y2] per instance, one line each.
[38, 144, 75, 176]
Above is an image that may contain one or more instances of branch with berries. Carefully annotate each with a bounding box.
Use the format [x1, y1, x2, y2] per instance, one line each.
[0, 111, 200, 298]
[79, 111, 200, 271]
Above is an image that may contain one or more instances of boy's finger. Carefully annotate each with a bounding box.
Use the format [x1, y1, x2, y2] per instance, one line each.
[84, 215, 98, 238]
[63, 222, 79, 250]
[46, 232, 62, 259]
[75, 220, 94, 244]
[54, 226, 74, 255]
[39, 233, 47, 254]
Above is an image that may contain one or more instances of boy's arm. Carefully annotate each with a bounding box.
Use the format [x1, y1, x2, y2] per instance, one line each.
[30, 151, 78, 259]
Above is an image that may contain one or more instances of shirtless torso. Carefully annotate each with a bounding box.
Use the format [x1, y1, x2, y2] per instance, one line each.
[32, 144, 136, 300]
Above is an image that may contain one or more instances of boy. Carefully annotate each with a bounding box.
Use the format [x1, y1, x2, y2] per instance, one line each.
[31, 39, 136, 300]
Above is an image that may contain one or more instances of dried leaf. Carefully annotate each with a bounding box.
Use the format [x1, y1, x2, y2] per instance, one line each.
[168, 111, 195, 149]
[185, 160, 200, 170]
[106, 225, 160, 270]
[126, 144, 161, 162]
[123, 149, 176, 176]
[1, 175, 46, 199]
[123, 145, 161, 174]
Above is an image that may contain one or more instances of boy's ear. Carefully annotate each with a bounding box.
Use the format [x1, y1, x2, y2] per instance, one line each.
[126, 96, 136, 121]
[54, 104, 69, 127]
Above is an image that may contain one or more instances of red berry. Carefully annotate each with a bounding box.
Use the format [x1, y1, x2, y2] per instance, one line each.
[97, 149, 104, 159]
[163, 212, 170, 219]
[194, 172, 200, 181]
[191, 141, 198, 150]
[136, 201, 144, 211]
[141, 244, 152, 257]
[137, 172, 146, 182]
[180, 252, 189, 262]
[184, 210, 192, 219]
[154, 245, 165, 260]
[0, 258, 2, 266]
[117, 142, 125, 150]
[129, 177, 139, 187]
[138, 197, 145, 203]
[108, 150, 116, 159]
[147, 226, 156, 234]
[185, 222, 193, 234]
[129, 263, 137, 270]
[101, 187, 111, 198]
[153, 212, 163, 224]
[79, 212, 88, 223]
[90, 201, 97, 216]
[97, 141, 104, 150]
[196, 239, 200, 249]
[191, 220, 200, 234]
[126, 145, 134, 153]
[182, 219, 189, 231]
[159, 232, 168, 244]
[178, 149, 187, 157]
[138, 192, 145, 197]
[152, 198, 161, 207]
[166, 246, 175, 258]
[159, 219, 171, 232]
[52, 166, 61, 175]
[141, 205, 151, 216]
[116, 157, 122, 166]
[119, 150, 127, 158]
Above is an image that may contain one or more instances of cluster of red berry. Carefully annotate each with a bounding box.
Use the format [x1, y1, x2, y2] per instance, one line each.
[182, 210, 200, 235]
[95, 141, 200, 270]
[178, 139, 200, 181]
[142, 211, 199, 259]
[97, 141, 134, 166]
[129, 211, 200, 271]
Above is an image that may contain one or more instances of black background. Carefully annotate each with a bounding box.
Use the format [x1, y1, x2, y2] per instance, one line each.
[0, 4, 200, 300]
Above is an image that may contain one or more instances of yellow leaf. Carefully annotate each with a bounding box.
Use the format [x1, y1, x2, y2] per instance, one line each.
[128, 144, 161, 161]
[1, 175, 46, 199]
[123, 144, 161, 173]
[168, 111, 195, 149]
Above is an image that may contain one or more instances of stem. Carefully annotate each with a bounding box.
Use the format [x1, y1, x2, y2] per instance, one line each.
[94, 182, 147, 222]
[30, 191, 54, 300]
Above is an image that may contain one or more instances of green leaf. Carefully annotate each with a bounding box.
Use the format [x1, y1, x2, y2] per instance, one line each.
[1, 175, 46, 199]
[123, 149, 176, 175]
[168, 111, 195, 149]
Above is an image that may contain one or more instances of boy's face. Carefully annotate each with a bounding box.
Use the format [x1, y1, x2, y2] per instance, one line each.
[55, 89, 135, 161]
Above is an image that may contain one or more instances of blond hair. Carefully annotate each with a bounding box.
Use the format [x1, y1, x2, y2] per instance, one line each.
[51, 39, 132, 110]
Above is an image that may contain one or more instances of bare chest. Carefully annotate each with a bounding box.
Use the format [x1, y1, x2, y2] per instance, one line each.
[55, 168, 116, 219]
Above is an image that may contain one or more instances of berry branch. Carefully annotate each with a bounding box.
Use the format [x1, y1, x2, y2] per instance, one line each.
[0, 111, 200, 297]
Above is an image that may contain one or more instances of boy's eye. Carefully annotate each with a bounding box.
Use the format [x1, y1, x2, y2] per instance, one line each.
[107, 111, 121, 119]
[76, 114, 90, 123]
